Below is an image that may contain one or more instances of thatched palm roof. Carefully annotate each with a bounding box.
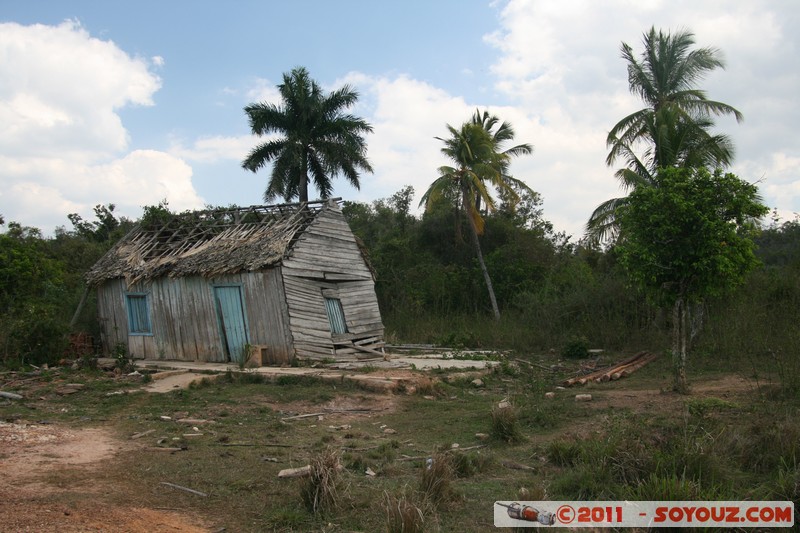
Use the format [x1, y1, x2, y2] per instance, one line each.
[86, 200, 336, 287]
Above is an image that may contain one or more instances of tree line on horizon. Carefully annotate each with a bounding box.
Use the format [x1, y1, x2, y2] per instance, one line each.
[1, 27, 797, 393]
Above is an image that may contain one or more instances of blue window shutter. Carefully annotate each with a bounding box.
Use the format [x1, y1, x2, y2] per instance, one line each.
[126, 294, 152, 334]
[324, 297, 347, 334]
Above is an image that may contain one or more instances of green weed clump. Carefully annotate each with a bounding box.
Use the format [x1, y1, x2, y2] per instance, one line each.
[561, 336, 589, 359]
[490, 403, 525, 443]
[450, 450, 493, 478]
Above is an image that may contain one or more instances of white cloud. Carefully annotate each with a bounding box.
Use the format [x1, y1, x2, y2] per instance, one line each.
[170, 135, 255, 163]
[245, 78, 282, 104]
[0, 20, 203, 232]
[330, 73, 475, 207]
[479, 0, 800, 237]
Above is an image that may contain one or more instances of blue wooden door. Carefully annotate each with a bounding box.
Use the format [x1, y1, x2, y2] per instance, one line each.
[214, 286, 249, 363]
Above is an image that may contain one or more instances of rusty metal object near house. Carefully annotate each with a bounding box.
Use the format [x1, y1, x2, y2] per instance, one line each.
[562, 351, 658, 386]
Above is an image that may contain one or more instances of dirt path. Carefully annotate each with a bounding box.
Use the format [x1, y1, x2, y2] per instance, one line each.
[0, 421, 209, 532]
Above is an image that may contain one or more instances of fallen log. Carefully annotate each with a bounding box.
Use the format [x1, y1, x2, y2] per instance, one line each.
[605, 352, 659, 381]
[562, 352, 649, 385]
[0, 391, 23, 400]
[563, 351, 654, 386]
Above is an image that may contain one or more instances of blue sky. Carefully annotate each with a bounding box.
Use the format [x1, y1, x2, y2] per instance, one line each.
[1, 1, 798, 238]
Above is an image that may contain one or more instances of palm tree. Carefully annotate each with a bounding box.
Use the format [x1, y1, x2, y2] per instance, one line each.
[421, 116, 532, 321]
[470, 109, 533, 212]
[242, 67, 374, 203]
[587, 27, 743, 242]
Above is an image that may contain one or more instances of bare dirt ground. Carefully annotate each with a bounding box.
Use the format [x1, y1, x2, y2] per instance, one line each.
[0, 368, 756, 532]
[0, 422, 210, 532]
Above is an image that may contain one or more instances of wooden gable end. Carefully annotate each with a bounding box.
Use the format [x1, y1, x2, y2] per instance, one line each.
[281, 205, 384, 359]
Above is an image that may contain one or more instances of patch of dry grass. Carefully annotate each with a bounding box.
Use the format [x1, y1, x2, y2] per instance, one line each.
[300, 447, 343, 515]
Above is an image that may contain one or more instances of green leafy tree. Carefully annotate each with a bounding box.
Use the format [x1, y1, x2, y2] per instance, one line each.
[242, 67, 374, 203]
[421, 117, 532, 320]
[588, 27, 743, 243]
[0, 227, 67, 365]
[616, 167, 768, 392]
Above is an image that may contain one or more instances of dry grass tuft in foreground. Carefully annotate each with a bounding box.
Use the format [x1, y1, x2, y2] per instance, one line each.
[384, 489, 427, 533]
[300, 447, 342, 515]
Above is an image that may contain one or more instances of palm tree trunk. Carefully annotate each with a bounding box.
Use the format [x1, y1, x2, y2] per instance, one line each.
[299, 156, 309, 203]
[465, 208, 500, 321]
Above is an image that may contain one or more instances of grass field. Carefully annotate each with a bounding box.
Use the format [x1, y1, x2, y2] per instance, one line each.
[1, 351, 798, 532]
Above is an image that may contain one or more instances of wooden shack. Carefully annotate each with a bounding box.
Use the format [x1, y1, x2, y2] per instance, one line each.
[85, 199, 384, 364]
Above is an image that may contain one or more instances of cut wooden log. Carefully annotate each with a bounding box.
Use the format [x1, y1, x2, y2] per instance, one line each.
[278, 465, 312, 478]
[562, 351, 653, 386]
[600, 352, 658, 382]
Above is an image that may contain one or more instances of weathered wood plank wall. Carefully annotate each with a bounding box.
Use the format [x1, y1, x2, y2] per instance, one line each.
[95, 269, 293, 362]
[281, 206, 384, 359]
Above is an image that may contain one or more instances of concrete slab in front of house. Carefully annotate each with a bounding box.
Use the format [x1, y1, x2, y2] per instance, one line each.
[101, 353, 497, 393]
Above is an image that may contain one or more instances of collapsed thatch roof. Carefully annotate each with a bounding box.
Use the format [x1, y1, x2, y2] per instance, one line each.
[86, 199, 337, 287]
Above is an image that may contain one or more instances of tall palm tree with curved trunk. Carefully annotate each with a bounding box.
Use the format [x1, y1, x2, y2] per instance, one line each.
[242, 67, 374, 204]
[421, 115, 532, 321]
[587, 27, 743, 243]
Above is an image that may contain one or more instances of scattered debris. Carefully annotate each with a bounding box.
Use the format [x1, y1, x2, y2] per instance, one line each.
[365, 467, 376, 477]
[130, 429, 156, 440]
[281, 412, 325, 422]
[55, 383, 85, 395]
[475, 433, 489, 440]
[105, 390, 141, 396]
[471, 378, 485, 387]
[278, 465, 312, 478]
[0, 391, 23, 400]
[176, 418, 211, 425]
[562, 351, 658, 386]
[328, 424, 352, 431]
[501, 460, 536, 472]
[514, 358, 554, 371]
[216, 442, 293, 448]
[383, 428, 397, 435]
[575, 394, 593, 402]
[160, 481, 207, 497]
[544, 392, 555, 399]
